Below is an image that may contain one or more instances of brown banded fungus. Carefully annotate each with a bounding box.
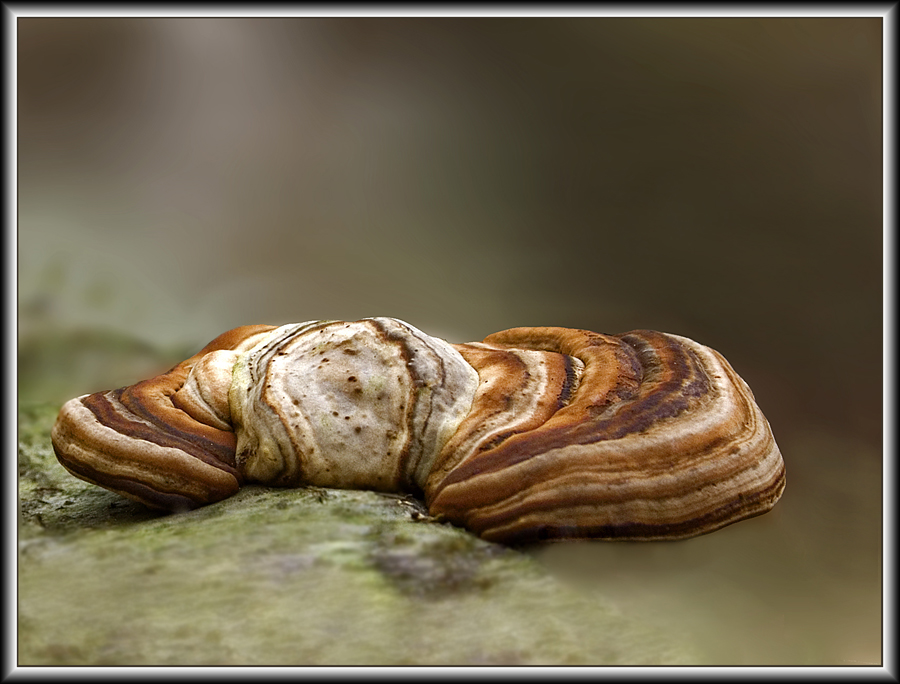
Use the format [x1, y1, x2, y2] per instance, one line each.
[51, 318, 785, 543]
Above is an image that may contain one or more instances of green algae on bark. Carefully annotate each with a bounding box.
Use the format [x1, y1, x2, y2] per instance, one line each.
[19, 401, 696, 665]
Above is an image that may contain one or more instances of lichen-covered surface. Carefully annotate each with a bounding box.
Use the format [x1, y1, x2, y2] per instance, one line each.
[18, 401, 695, 666]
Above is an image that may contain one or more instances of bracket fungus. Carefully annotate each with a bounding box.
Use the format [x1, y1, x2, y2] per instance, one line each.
[51, 318, 785, 544]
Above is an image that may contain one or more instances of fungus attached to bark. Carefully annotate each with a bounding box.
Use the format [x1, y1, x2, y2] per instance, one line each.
[51, 318, 785, 543]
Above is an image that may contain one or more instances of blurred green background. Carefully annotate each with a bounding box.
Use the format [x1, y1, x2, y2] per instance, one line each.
[17, 17, 883, 665]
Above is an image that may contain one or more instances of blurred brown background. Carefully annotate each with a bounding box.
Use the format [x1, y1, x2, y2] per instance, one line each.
[17, 17, 883, 665]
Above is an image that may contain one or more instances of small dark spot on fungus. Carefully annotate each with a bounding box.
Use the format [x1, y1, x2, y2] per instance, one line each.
[332, 411, 339, 417]
[348, 376, 357, 382]
[344, 416, 351, 420]
[354, 426, 362, 434]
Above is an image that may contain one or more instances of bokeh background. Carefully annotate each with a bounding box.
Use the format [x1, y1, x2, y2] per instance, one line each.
[17, 17, 883, 665]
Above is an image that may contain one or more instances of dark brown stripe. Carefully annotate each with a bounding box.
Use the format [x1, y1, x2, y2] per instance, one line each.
[482, 327, 643, 419]
[53, 449, 205, 512]
[445, 345, 573, 459]
[82, 390, 238, 476]
[435, 331, 711, 493]
[483, 465, 786, 544]
[592, 331, 711, 439]
[122, 390, 238, 467]
[556, 353, 580, 411]
[454, 430, 757, 533]
[438, 345, 542, 465]
[367, 318, 420, 490]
